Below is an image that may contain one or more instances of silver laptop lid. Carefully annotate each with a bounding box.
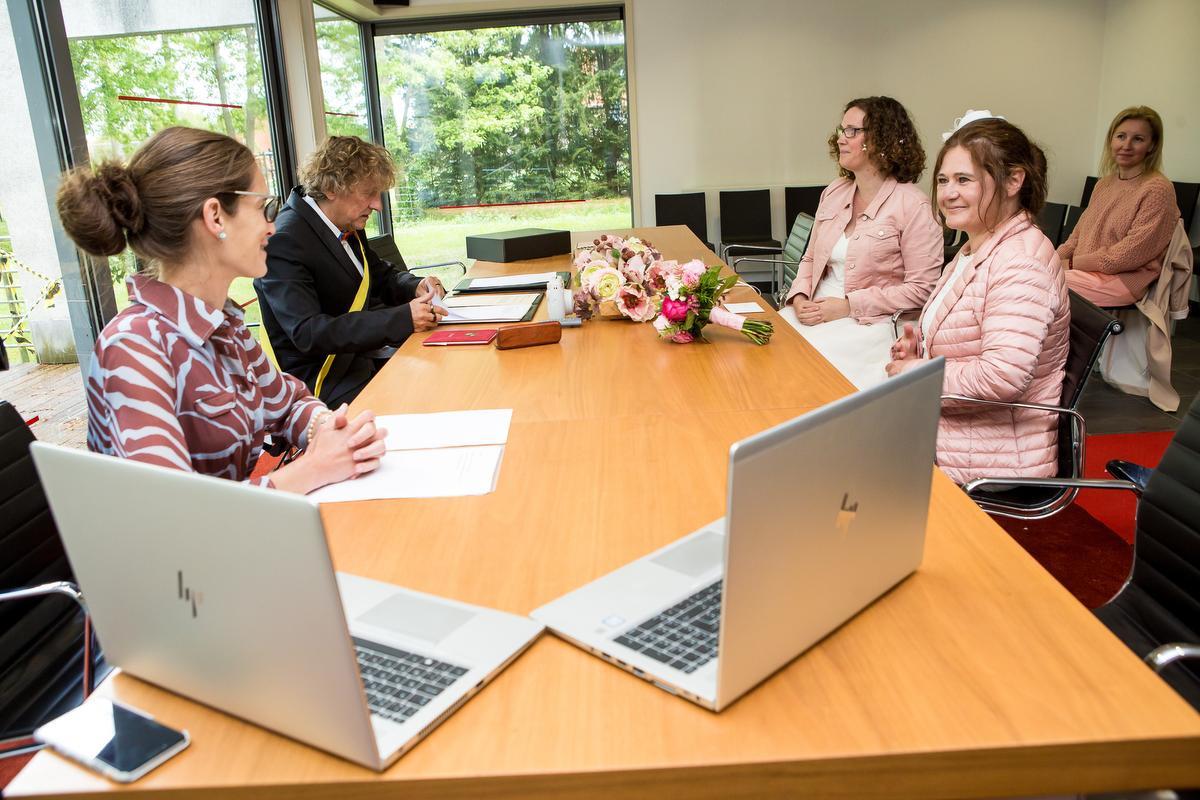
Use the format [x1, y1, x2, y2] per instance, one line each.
[28, 444, 380, 768]
[716, 358, 945, 705]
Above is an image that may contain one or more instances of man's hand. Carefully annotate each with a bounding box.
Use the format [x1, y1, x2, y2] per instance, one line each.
[410, 290, 446, 331]
[417, 276, 445, 298]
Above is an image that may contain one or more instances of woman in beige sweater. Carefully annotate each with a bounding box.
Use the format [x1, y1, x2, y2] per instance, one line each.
[1058, 106, 1179, 306]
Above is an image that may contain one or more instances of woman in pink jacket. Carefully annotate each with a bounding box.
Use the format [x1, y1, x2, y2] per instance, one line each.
[782, 96, 943, 389]
[887, 115, 1070, 484]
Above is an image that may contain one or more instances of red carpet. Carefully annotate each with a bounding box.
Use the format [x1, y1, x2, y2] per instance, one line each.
[993, 430, 1174, 609]
[1076, 430, 1174, 544]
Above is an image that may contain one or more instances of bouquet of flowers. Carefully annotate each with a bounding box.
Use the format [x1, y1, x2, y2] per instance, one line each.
[572, 234, 662, 323]
[651, 259, 774, 345]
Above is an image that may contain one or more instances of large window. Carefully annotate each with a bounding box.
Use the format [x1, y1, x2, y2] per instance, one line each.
[373, 13, 633, 265]
[62, 1, 283, 324]
[312, 3, 379, 237]
[314, 3, 370, 141]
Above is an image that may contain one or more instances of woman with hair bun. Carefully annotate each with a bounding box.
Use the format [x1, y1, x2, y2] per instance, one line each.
[1058, 105, 1179, 306]
[886, 113, 1069, 484]
[56, 126, 386, 493]
[781, 95, 943, 389]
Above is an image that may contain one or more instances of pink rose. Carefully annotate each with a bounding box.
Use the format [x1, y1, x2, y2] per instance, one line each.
[617, 284, 656, 322]
[670, 330, 695, 344]
[681, 259, 705, 288]
[644, 261, 671, 292]
[661, 297, 690, 324]
[622, 253, 646, 283]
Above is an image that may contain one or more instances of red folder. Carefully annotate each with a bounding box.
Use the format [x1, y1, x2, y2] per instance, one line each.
[423, 329, 499, 346]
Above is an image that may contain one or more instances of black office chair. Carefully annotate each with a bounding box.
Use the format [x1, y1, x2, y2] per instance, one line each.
[655, 192, 713, 252]
[1037, 202, 1069, 247]
[943, 227, 964, 265]
[1061, 205, 1084, 244]
[783, 186, 823, 241]
[731, 212, 815, 308]
[974, 394, 1200, 709]
[367, 234, 467, 291]
[1173, 181, 1199, 232]
[0, 401, 105, 757]
[951, 292, 1122, 519]
[718, 189, 780, 263]
[1080, 175, 1100, 208]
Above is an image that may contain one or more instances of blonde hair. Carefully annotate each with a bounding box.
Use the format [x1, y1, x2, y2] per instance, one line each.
[299, 136, 396, 199]
[1099, 105, 1164, 177]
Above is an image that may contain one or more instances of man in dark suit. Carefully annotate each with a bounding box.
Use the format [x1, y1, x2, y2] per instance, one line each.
[255, 136, 445, 407]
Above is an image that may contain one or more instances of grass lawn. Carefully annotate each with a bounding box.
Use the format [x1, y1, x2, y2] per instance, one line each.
[390, 197, 633, 267]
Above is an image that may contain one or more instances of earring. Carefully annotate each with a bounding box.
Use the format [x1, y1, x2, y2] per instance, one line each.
[217, 231, 227, 241]
[861, 144, 868, 152]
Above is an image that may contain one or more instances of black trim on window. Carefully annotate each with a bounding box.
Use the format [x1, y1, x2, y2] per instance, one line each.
[256, 0, 297, 193]
[373, 5, 622, 36]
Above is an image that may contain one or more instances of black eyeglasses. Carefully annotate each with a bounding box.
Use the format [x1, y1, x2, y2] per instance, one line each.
[231, 190, 282, 223]
[835, 125, 868, 140]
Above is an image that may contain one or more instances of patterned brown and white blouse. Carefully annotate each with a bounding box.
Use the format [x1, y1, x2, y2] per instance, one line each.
[86, 274, 326, 488]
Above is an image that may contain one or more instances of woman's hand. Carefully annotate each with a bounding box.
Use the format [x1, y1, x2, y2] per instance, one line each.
[885, 357, 924, 377]
[271, 405, 388, 494]
[890, 322, 919, 361]
[792, 295, 823, 326]
[814, 297, 850, 322]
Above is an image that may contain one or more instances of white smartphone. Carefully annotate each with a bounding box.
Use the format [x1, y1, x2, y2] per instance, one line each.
[34, 698, 190, 782]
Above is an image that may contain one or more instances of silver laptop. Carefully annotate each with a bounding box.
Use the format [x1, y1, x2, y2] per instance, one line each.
[29, 444, 543, 771]
[531, 357, 944, 711]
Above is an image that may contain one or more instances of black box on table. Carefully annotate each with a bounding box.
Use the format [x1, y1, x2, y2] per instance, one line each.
[465, 228, 571, 263]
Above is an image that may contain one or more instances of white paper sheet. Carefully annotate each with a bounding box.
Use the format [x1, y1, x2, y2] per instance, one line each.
[376, 409, 512, 451]
[309, 445, 504, 503]
[439, 303, 532, 324]
[469, 272, 558, 289]
[442, 292, 540, 308]
[723, 302, 767, 314]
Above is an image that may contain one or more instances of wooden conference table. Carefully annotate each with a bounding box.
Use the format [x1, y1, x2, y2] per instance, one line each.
[10, 225, 1200, 798]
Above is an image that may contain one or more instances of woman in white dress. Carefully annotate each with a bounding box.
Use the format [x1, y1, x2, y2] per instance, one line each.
[781, 96, 944, 389]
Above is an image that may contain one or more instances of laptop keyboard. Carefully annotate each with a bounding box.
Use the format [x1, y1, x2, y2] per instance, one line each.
[612, 580, 722, 674]
[353, 638, 469, 724]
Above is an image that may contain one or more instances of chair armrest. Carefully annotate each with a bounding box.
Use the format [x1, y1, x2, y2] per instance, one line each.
[732, 256, 800, 270]
[946, 395, 1090, 500]
[410, 260, 467, 286]
[890, 308, 920, 338]
[724, 243, 785, 255]
[1105, 459, 1152, 496]
[963, 476, 1139, 494]
[1145, 643, 1200, 672]
[0, 581, 95, 699]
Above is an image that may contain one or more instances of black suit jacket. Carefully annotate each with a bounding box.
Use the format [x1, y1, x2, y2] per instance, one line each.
[255, 188, 423, 406]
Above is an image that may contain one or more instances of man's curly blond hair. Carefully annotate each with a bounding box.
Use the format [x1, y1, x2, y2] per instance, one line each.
[298, 136, 396, 199]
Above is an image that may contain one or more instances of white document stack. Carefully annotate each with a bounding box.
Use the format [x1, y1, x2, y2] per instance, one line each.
[308, 409, 513, 504]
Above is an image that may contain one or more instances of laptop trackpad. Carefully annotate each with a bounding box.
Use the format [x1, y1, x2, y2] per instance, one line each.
[651, 529, 724, 578]
[356, 592, 475, 645]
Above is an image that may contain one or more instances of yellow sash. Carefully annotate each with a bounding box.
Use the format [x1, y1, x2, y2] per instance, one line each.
[313, 234, 371, 401]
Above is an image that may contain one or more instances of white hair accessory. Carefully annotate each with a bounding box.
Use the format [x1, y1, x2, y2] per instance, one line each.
[942, 109, 1006, 141]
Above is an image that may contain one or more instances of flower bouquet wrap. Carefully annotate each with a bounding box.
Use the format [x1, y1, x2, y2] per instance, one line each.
[573, 235, 662, 322]
[651, 259, 773, 345]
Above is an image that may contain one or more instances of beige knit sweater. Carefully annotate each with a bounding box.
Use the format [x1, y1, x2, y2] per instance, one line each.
[1057, 173, 1179, 298]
